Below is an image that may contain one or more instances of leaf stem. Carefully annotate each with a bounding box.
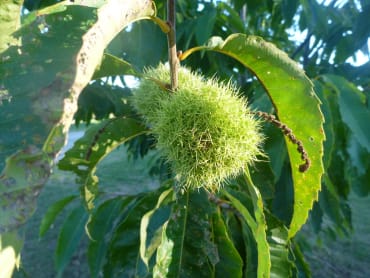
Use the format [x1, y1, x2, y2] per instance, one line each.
[167, 0, 179, 90]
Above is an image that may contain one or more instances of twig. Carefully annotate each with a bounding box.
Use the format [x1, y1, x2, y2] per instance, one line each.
[167, 0, 179, 90]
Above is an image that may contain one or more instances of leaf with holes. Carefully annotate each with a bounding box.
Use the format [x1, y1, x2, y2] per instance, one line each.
[0, 0, 155, 234]
[58, 118, 147, 210]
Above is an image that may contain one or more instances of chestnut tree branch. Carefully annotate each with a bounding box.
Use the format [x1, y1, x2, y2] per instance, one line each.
[167, 0, 179, 90]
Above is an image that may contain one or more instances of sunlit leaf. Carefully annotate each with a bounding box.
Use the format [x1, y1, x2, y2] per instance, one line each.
[0, 0, 155, 233]
[140, 188, 173, 268]
[182, 34, 325, 237]
[0, 232, 23, 278]
[0, 0, 22, 53]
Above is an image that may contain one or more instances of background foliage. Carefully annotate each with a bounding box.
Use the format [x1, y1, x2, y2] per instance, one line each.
[0, 0, 369, 277]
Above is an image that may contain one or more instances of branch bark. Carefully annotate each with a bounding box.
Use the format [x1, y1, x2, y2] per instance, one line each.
[167, 0, 179, 90]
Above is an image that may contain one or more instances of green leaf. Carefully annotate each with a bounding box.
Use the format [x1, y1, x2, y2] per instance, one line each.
[271, 163, 294, 225]
[265, 213, 296, 278]
[212, 210, 243, 277]
[347, 135, 370, 196]
[280, 0, 300, 26]
[55, 206, 88, 277]
[314, 79, 356, 230]
[92, 53, 138, 80]
[153, 221, 175, 276]
[0, 149, 50, 232]
[154, 190, 216, 277]
[314, 80, 335, 170]
[320, 176, 351, 233]
[74, 83, 135, 125]
[104, 189, 166, 277]
[39, 195, 78, 238]
[0, 0, 22, 53]
[0, 0, 155, 233]
[0, 4, 96, 231]
[291, 239, 311, 278]
[182, 34, 325, 238]
[34, 0, 106, 15]
[270, 233, 294, 278]
[318, 74, 370, 200]
[58, 118, 147, 210]
[217, 2, 245, 33]
[322, 74, 370, 152]
[137, 205, 172, 277]
[224, 183, 271, 278]
[87, 197, 133, 278]
[108, 20, 167, 70]
[249, 160, 276, 201]
[195, 8, 217, 45]
[140, 188, 173, 268]
[244, 171, 271, 276]
[241, 221, 258, 277]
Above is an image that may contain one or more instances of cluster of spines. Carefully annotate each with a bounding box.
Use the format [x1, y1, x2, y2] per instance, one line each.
[132, 64, 264, 191]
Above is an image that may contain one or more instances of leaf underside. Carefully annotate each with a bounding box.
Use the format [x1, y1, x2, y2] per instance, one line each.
[0, 0, 155, 233]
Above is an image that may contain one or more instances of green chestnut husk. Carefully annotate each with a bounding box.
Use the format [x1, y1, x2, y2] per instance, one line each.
[132, 64, 263, 191]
